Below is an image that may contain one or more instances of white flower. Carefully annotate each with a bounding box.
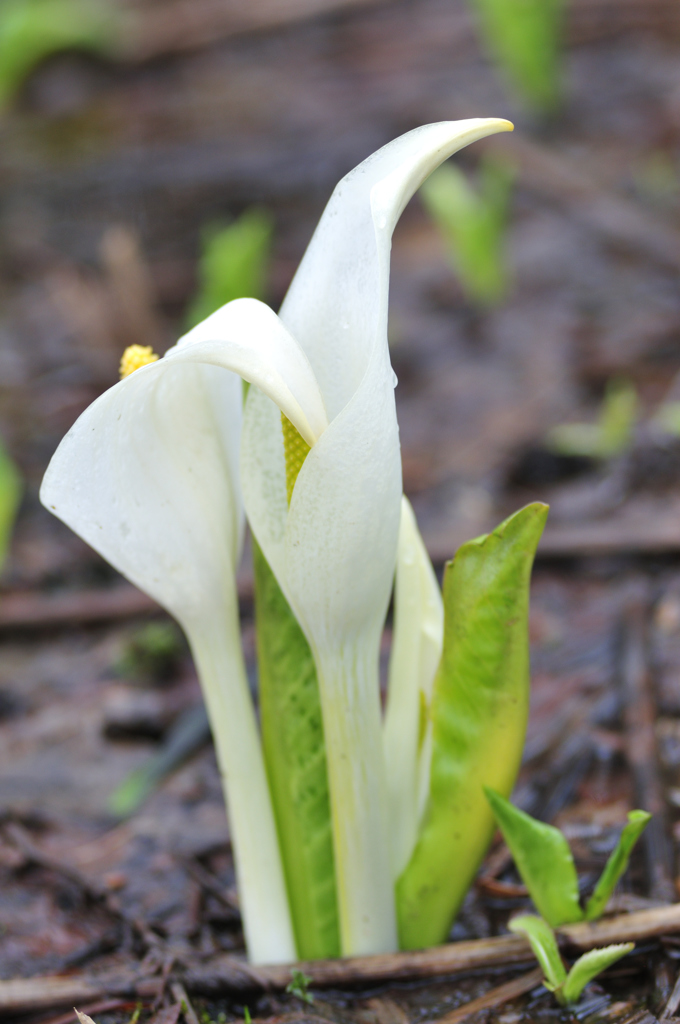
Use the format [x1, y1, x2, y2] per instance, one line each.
[41, 118, 513, 961]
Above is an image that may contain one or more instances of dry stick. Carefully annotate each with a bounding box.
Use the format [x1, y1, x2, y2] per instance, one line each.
[619, 588, 676, 903]
[663, 971, 680, 1020]
[4, 906, 680, 1014]
[170, 982, 200, 1024]
[424, 968, 544, 1024]
[0, 585, 159, 630]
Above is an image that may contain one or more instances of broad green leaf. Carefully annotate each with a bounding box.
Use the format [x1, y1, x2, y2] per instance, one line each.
[0, 438, 21, 572]
[508, 914, 566, 992]
[185, 209, 273, 329]
[420, 158, 514, 306]
[396, 502, 548, 949]
[0, 0, 119, 107]
[560, 944, 634, 1005]
[470, 0, 564, 112]
[585, 811, 651, 921]
[253, 539, 339, 959]
[485, 788, 583, 927]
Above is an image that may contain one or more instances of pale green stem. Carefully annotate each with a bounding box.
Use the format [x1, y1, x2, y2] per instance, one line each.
[315, 641, 398, 956]
[188, 601, 296, 964]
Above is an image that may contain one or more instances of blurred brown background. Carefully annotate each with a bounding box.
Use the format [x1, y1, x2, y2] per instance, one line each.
[3, 0, 680, 1000]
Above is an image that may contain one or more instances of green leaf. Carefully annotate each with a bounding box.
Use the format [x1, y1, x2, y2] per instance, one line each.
[485, 788, 583, 927]
[508, 914, 566, 992]
[585, 811, 651, 921]
[599, 378, 637, 457]
[185, 209, 273, 328]
[0, 438, 21, 573]
[286, 969, 314, 1004]
[547, 378, 637, 459]
[420, 157, 514, 306]
[0, 0, 119, 107]
[396, 502, 548, 949]
[253, 539, 339, 959]
[560, 944, 634, 1005]
[470, 0, 564, 112]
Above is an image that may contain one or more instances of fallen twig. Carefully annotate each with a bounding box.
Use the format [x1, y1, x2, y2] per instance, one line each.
[0, 584, 159, 630]
[425, 967, 544, 1024]
[3, 904, 680, 1014]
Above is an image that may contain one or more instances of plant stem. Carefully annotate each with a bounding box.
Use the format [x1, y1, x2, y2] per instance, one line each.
[189, 602, 296, 964]
[316, 642, 398, 956]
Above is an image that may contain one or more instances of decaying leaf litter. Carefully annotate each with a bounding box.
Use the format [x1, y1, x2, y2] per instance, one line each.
[2, 0, 680, 1020]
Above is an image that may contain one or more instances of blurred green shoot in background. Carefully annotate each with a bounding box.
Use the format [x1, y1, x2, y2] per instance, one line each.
[420, 156, 514, 306]
[655, 401, 680, 436]
[185, 208, 274, 328]
[547, 378, 638, 460]
[0, 0, 121, 107]
[469, 0, 564, 113]
[0, 437, 21, 574]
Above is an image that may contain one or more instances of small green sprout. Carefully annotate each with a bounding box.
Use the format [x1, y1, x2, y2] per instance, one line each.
[244, 1009, 252, 1024]
[200, 1012, 227, 1024]
[485, 788, 651, 926]
[469, 0, 564, 112]
[185, 208, 273, 329]
[509, 914, 633, 1006]
[420, 157, 514, 306]
[0, 437, 21, 574]
[547, 377, 637, 460]
[114, 621, 184, 682]
[0, 0, 120, 108]
[286, 969, 314, 1004]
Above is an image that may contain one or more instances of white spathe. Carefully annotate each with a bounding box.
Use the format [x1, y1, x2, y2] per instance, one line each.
[39, 299, 328, 965]
[241, 119, 513, 955]
[40, 117, 513, 962]
[384, 496, 444, 879]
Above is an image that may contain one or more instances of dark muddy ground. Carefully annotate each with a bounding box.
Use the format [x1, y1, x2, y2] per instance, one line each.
[2, 1, 680, 1021]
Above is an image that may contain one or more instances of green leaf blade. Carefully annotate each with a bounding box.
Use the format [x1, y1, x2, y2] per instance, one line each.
[485, 788, 583, 927]
[585, 811, 651, 921]
[396, 502, 548, 949]
[253, 540, 339, 959]
[561, 944, 634, 1005]
[508, 914, 566, 992]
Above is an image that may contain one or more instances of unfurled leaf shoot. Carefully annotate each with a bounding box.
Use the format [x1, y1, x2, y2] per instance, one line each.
[584, 811, 651, 921]
[396, 503, 547, 949]
[487, 790, 650, 926]
[560, 944, 634, 1005]
[484, 788, 582, 927]
[509, 914, 566, 992]
[509, 915, 634, 1006]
